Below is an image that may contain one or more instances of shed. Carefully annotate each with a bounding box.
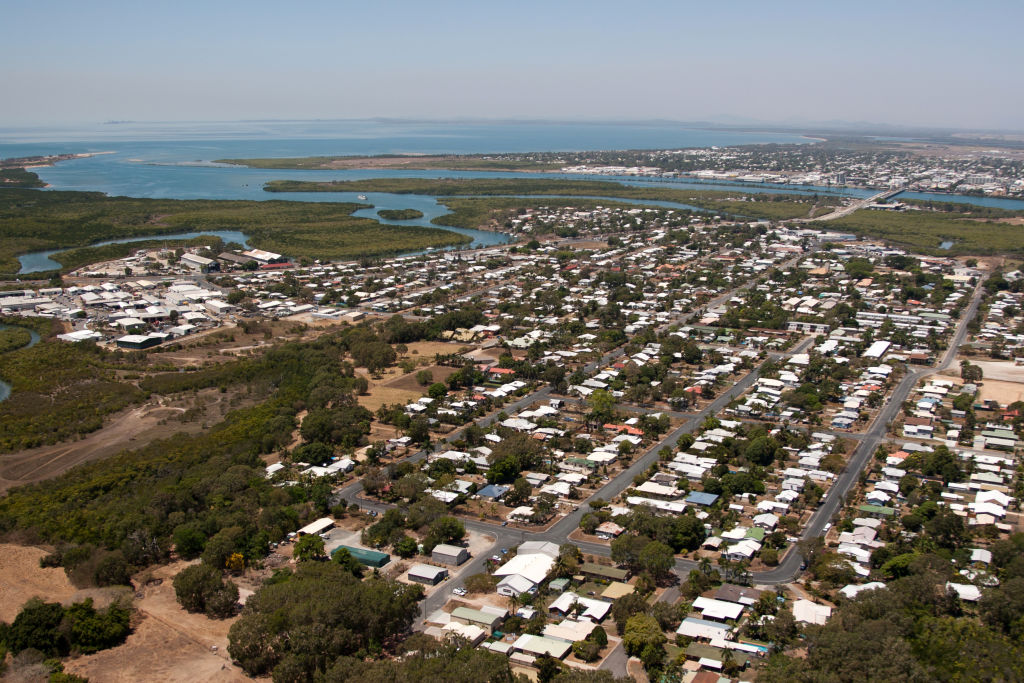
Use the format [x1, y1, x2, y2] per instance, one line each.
[332, 545, 389, 568]
[297, 517, 334, 536]
[432, 544, 469, 566]
[580, 562, 629, 582]
[408, 564, 448, 586]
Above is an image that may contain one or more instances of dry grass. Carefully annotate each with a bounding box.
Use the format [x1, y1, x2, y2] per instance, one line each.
[0, 544, 77, 622]
[65, 561, 247, 683]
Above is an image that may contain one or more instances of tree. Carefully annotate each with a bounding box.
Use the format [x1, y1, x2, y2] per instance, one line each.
[536, 654, 562, 683]
[587, 389, 616, 424]
[293, 534, 326, 562]
[638, 541, 675, 582]
[331, 547, 365, 578]
[173, 564, 239, 618]
[611, 533, 650, 569]
[506, 477, 533, 506]
[228, 562, 423, 679]
[394, 535, 418, 558]
[623, 614, 666, 657]
[172, 524, 207, 559]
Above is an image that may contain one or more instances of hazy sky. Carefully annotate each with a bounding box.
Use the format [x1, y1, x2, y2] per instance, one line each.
[3, 0, 1021, 130]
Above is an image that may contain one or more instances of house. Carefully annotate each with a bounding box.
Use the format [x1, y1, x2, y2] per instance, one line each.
[451, 606, 503, 633]
[792, 599, 832, 625]
[408, 564, 448, 586]
[677, 617, 732, 641]
[511, 634, 572, 660]
[579, 562, 629, 583]
[548, 592, 611, 622]
[432, 544, 469, 566]
[686, 491, 720, 507]
[494, 544, 557, 596]
[595, 521, 625, 539]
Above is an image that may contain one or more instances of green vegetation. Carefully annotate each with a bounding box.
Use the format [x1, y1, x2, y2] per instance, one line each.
[50, 235, 223, 273]
[0, 341, 146, 451]
[377, 208, 424, 220]
[0, 327, 32, 354]
[263, 177, 823, 220]
[0, 168, 45, 188]
[227, 561, 424, 679]
[816, 207, 1024, 255]
[0, 329, 371, 560]
[0, 596, 131, 657]
[172, 564, 239, 618]
[760, 571, 1024, 682]
[216, 154, 563, 171]
[0, 189, 469, 275]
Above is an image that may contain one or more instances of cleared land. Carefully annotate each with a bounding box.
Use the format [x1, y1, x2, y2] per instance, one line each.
[65, 561, 248, 683]
[978, 379, 1024, 406]
[0, 544, 77, 622]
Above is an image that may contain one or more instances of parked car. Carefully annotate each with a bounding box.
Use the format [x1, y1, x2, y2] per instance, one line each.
[453, 587, 467, 596]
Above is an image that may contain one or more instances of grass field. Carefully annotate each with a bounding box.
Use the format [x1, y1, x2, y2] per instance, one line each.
[0, 189, 470, 275]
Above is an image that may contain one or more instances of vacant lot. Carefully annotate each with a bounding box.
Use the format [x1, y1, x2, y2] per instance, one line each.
[0, 544, 77, 622]
[65, 561, 248, 683]
[968, 360, 1024, 383]
[978, 379, 1024, 406]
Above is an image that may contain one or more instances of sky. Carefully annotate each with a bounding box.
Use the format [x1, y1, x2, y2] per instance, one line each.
[2, 0, 1022, 131]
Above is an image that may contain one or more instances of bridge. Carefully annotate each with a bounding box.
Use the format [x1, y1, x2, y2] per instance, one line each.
[796, 188, 904, 223]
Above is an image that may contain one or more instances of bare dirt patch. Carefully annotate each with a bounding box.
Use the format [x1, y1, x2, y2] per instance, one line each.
[385, 365, 458, 392]
[0, 544, 77, 622]
[0, 387, 253, 494]
[65, 561, 248, 683]
[405, 341, 472, 357]
[978, 379, 1024, 406]
[968, 360, 1024, 383]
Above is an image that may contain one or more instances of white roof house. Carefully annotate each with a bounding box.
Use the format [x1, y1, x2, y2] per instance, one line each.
[793, 599, 832, 625]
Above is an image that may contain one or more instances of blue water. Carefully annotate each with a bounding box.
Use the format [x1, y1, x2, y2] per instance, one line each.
[19, 230, 252, 274]
[894, 191, 1024, 212]
[0, 324, 41, 402]
[1, 120, 1017, 271]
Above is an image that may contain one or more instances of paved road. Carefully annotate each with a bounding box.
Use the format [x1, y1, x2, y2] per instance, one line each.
[794, 189, 903, 223]
[336, 257, 983, 675]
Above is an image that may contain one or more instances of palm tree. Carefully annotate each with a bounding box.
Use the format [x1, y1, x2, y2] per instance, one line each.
[698, 556, 713, 576]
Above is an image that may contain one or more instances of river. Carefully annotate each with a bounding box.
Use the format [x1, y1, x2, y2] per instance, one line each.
[0, 324, 41, 402]
[3, 120, 1021, 272]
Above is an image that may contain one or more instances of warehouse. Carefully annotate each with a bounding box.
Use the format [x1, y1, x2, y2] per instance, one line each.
[331, 545, 390, 568]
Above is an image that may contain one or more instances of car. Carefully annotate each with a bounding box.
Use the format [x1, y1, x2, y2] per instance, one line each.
[501, 548, 508, 554]
[501, 521, 508, 526]
[824, 523, 832, 532]
[491, 555, 501, 561]
[452, 587, 466, 596]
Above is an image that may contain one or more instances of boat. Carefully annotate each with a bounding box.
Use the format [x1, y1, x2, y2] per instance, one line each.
[357, 194, 368, 200]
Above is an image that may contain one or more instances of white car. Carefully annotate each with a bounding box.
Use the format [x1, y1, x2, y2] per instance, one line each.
[452, 587, 467, 596]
